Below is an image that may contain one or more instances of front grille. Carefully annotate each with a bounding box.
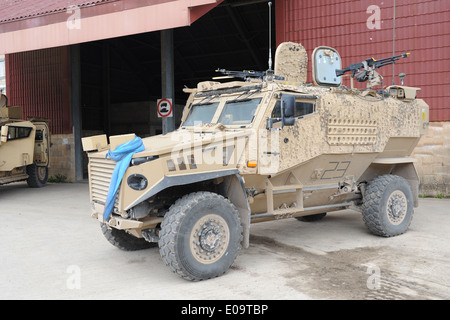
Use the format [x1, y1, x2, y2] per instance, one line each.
[89, 157, 116, 205]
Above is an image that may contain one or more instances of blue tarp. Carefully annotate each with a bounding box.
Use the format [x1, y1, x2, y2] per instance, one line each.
[103, 136, 145, 221]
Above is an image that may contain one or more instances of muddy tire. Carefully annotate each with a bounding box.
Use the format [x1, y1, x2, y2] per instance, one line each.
[296, 212, 327, 222]
[26, 164, 48, 188]
[361, 174, 414, 237]
[100, 222, 156, 251]
[158, 192, 243, 281]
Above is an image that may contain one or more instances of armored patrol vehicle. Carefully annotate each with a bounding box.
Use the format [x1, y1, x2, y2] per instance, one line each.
[82, 42, 429, 281]
[0, 93, 50, 187]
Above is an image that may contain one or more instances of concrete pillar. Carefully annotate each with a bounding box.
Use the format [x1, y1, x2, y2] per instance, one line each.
[70, 44, 83, 181]
[161, 29, 175, 134]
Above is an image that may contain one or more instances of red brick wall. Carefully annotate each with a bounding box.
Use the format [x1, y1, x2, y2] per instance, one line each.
[5, 46, 72, 134]
[276, 0, 450, 121]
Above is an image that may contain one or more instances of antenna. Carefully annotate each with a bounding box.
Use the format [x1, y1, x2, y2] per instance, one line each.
[268, 2, 273, 71]
[392, 0, 396, 85]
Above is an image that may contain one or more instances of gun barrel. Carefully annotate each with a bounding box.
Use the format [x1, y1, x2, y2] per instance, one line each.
[371, 52, 409, 64]
[336, 52, 410, 78]
[374, 60, 397, 68]
[216, 68, 284, 81]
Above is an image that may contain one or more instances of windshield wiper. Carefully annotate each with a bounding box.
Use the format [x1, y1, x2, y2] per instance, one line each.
[193, 101, 215, 106]
[226, 98, 252, 104]
[194, 84, 263, 98]
[195, 94, 219, 106]
[226, 88, 260, 104]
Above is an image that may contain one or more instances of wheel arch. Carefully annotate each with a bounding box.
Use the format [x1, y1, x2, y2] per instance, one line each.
[126, 169, 251, 247]
[361, 174, 415, 237]
[359, 160, 419, 207]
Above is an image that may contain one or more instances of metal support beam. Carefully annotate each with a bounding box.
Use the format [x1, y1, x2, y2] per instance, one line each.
[70, 44, 83, 181]
[102, 42, 111, 136]
[161, 29, 175, 134]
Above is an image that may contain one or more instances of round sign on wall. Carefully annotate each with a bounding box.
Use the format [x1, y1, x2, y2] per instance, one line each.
[157, 98, 173, 118]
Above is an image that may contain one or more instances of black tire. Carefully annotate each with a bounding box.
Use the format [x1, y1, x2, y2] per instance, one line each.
[296, 212, 327, 222]
[100, 222, 156, 251]
[158, 192, 243, 281]
[26, 164, 48, 188]
[361, 174, 414, 237]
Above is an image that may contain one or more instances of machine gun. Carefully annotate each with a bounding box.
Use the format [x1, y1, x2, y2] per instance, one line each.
[336, 52, 410, 83]
[215, 68, 285, 81]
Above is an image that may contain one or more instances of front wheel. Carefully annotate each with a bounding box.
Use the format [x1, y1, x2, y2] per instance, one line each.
[158, 192, 243, 281]
[361, 175, 414, 237]
[26, 164, 48, 188]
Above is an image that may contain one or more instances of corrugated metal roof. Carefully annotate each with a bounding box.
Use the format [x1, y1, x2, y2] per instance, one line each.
[0, 0, 114, 23]
[276, 0, 450, 121]
[0, 0, 223, 54]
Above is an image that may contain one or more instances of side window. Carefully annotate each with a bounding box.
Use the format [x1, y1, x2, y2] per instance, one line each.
[271, 100, 315, 121]
[7, 126, 32, 140]
[35, 129, 44, 141]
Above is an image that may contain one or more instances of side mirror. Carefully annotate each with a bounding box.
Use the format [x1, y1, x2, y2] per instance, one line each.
[266, 94, 296, 130]
[0, 126, 8, 143]
[281, 94, 295, 126]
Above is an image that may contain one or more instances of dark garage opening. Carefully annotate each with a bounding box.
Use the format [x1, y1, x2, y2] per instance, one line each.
[79, 0, 276, 142]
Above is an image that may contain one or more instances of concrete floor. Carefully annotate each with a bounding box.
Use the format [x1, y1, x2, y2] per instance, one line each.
[1, 182, 449, 300]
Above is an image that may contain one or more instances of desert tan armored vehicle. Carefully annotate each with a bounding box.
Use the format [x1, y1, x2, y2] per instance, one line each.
[82, 42, 429, 281]
[0, 93, 50, 187]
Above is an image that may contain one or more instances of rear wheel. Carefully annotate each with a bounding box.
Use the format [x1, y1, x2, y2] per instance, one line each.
[158, 192, 243, 281]
[361, 175, 414, 237]
[26, 163, 48, 188]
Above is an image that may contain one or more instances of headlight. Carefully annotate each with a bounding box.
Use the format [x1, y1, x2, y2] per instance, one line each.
[127, 174, 148, 191]
[130, 155, 159, 166]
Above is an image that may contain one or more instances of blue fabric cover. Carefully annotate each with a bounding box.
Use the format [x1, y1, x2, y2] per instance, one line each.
[103, 136, 145, 221]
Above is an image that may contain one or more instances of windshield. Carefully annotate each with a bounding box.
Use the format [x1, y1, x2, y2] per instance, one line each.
[218, 98, 261, 126]
[182, 102, 220, 126]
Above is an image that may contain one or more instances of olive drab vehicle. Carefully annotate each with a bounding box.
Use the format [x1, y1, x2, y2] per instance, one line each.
[0, 93, 50, 188]
[82, 42, 429, 281]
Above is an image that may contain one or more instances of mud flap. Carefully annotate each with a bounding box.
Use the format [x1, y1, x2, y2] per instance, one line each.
[223, 174, 251, 249]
